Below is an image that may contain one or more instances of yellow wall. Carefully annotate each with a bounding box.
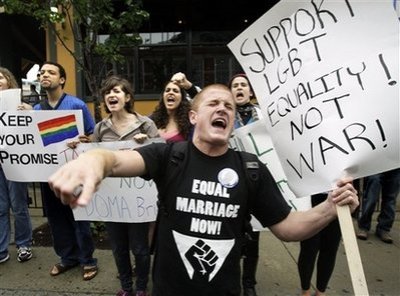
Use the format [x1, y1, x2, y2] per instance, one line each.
[46, 6, 77, 95]
[134, 100, 159, 116]
[56, 29, 76, 96]
[45, 6, 159, 121]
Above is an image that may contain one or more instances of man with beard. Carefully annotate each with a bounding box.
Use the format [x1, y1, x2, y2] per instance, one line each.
[34, 62, 98, 281]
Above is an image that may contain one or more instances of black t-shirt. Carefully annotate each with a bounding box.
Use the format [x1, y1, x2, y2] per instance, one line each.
[138, 142, 291, 296]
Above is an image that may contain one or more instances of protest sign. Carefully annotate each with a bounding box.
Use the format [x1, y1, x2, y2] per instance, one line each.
[230, 121, 311, 231]
[230, 121, 310, 211]
[58, 139, 164, 223]
[0, 110, 84, 181]
[72, 176, 158, 223]
[228, 0, 400, 197]
[0, 89, 21, 111]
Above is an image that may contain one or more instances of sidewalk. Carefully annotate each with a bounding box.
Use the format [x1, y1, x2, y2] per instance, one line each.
[0, 212, 399, 296]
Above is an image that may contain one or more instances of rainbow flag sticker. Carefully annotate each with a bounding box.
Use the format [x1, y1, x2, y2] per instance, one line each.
[38, 114, 79, 146]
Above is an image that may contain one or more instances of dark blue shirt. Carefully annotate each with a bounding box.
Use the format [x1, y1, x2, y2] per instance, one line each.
[34, 93, 95, 135]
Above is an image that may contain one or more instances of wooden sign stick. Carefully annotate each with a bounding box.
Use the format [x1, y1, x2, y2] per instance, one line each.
[336, 204, 369, 296]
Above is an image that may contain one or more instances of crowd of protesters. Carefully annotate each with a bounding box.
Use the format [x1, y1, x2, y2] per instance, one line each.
[0, 63, 397, 296]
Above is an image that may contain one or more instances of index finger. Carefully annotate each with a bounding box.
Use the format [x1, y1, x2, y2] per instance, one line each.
[75, 181, 98, 207]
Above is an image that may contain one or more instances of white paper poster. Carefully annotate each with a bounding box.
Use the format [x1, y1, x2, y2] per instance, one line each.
[0, 110, 84, 181]
[62, 139, 164, 223]
[0, 89, 21, 111]
[229, 0, 400, 196]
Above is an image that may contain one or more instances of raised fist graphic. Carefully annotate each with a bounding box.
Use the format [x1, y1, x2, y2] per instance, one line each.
[185, 239, 218, 281]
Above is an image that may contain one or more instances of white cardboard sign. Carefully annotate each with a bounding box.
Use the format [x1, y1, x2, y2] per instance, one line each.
[0, 89, 21, 111]
[229, 0, 400, 196]
[0, 110, 84, 181]
[60, 139, 164, 223]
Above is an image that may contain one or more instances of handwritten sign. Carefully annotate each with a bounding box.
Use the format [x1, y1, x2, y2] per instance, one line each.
[0, 110, 84, 181]
[0, 89, 21, 111]
[230, 121, 310, 211]
[230, 121, 311, 231]
[60, 139, 164, 222]
[229, 0, 400, 196]
[72, 176, 158, 223]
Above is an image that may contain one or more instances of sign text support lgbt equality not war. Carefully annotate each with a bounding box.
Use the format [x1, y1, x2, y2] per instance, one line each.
[0, 110, 84, 181]
[228, 0, 400, 197]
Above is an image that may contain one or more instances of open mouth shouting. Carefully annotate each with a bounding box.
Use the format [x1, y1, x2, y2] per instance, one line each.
[165, 95, 177, 107]
[235, 91, 244, 98]
[211, 117, 227, 130]
[108, 98, 119, 106]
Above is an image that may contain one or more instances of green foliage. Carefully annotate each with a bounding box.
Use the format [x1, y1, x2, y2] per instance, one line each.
[2, 0, 149, 121]
[90, 221, 106, 236]
[2, 0, 148, 61]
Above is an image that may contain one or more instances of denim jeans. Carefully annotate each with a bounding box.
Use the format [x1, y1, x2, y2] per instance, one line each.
[0, 167, 32, 258]
[358, 168, 400, 232]
[106, 221, 150, 292]
[41, 183, 97, 266]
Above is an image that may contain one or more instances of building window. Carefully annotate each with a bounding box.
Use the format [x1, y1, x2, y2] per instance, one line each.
[101, 30, 244, 97]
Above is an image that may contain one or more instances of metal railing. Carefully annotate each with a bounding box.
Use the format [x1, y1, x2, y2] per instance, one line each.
[28, 182, 43, 209]
[22, 94, 43, 106]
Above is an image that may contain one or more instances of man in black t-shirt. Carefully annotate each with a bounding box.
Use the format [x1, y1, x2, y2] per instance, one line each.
[49, 84, 359, 296]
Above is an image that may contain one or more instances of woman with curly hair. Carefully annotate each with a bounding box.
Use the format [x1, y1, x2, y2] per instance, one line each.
[148, 77, 195, 258]
[150, 80, 193, 142]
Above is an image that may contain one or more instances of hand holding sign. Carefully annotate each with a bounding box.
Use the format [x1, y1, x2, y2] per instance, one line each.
[228, 1, 399, 295]
[228, 0, 399, 197]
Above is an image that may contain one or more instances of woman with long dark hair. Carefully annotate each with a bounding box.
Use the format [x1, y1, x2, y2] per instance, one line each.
[151, 80, 192, 142]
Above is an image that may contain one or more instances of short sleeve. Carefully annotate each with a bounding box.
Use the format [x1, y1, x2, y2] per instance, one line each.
[136, 142, 169, 181]
[81, 104, 95, 135]
[251, 162, 291, 227]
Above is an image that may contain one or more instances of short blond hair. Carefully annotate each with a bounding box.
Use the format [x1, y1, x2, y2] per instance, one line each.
[191, 84, 233, 111]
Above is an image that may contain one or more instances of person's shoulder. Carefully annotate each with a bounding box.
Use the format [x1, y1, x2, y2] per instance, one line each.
[150, 141, 188, 158]
[137, 141, 169, 156]
[233, 150, 261, 167]
[234, 149, 256, 157]
[63, 94, 91, 110]
[63, 93, 79, 100]
[135, 112, 153, 123]
[171, 140, 189, 151]
[95, 117, 108, 126]
[251, 103, 264, 119]
[63, 93, 86, 104]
